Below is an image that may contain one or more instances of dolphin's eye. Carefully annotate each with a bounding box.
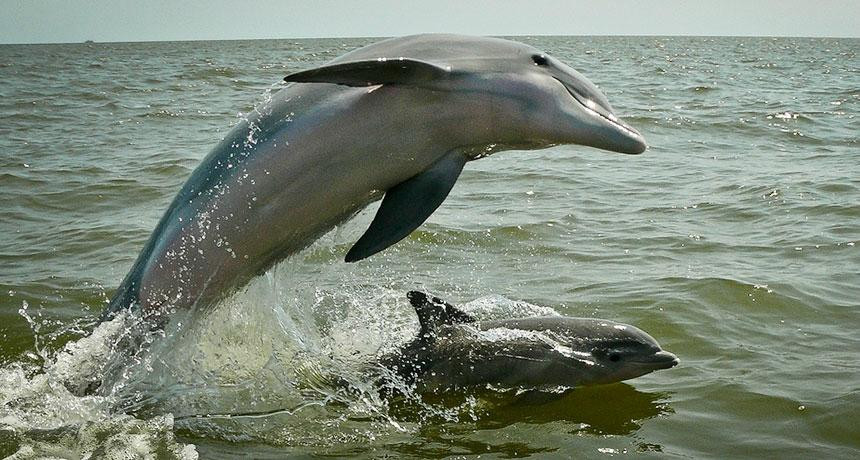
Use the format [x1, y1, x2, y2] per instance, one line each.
[609, 353, 621, 362]
[532, 54, 549, 66]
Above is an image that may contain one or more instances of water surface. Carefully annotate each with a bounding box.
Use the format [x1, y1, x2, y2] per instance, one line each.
[0, 36, 858, 458]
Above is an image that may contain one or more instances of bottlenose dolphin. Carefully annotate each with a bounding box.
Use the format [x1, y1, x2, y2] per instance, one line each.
[101, 34, 646, 321]
[379, 291, 678, 391]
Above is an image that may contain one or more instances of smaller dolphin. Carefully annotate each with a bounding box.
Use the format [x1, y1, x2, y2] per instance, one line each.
[380, 291, 678, 392]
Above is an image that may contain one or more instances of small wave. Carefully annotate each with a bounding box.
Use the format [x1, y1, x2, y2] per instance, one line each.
[141, 109, 184, 118]
[0, 173, 49, 188]
[751, 62, 786, 70]
[179, 66, 242, 81]
[646, 276, 836, 314]
[817, 182, 858, 194]
[0, 112, 70, 123]
[768, 111, 801, 120]
[621, 114, 662, 125]
[407, 224, 537, 246]
[462, 294, 561, 320]
[687, 85, 717, 93]
[790, 202, 860, 219]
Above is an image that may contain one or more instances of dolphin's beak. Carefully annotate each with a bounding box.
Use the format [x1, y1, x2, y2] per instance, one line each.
[577, 103, 647, 155]
[577, 110, 647, 155]
[556, 77, 647, 154]
[605, 118, 647, 154]
[648, 350, 680, 370]
[630, 350, 679, 371]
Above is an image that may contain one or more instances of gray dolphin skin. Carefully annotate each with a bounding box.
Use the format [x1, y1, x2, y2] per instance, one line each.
[380, 291, 678, 391]
[101, 34, 647, 321]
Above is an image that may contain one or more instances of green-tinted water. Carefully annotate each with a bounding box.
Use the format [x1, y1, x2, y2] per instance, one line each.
[1, 36, 858, 458]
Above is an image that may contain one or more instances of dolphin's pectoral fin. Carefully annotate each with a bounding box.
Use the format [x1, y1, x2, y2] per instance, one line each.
[407, 290, 475, 337]
[345, 150, 467, 262]
[284, 58, 451, 87]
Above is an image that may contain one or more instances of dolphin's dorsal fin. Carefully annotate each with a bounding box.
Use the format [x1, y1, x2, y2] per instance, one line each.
[442, 298, 476, 324]
[345, 150, 466, 262]
[407, 290, 475, 337]
[284, 58, 451, 87]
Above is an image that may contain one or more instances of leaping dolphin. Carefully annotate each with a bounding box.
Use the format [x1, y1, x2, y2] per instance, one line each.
[101, 34, 647, 321]
[380, 291, 678, 392]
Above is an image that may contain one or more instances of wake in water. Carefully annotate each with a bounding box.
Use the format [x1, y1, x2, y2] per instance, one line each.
[1, 254, 672, 457]
[0, 260, 561, 453]
[0, 216, 679, 458]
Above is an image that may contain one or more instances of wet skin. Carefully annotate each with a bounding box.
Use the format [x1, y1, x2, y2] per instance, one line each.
[381, 292, 678, 392]
[102, 34, 647, 321]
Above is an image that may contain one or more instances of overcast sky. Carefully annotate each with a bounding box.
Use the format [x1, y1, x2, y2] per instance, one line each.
[2, 0, 858, 44]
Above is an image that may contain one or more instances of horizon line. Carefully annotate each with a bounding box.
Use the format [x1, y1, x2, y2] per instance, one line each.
[2, 32, 857, 46]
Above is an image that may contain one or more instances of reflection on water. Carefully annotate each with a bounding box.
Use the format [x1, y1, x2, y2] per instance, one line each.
[179, 384, 673, 459]
[393, 385, 672, 457]
[475, 384, 672, 435]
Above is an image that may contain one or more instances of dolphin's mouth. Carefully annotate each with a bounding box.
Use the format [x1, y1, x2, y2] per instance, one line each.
[632, 350, 679, 370]
[554, 77, 647, 154]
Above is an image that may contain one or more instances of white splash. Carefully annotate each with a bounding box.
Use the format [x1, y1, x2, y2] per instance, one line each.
[0, 311, 199, 458]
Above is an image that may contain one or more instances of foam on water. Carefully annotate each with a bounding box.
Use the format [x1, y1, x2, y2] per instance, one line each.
[1, 239, 576, 456]
[0, 311, 199, 458]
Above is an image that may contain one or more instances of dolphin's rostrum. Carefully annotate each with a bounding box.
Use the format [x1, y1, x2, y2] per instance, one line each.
[380, 291, 678, 392]
[101, 34, 647, 321]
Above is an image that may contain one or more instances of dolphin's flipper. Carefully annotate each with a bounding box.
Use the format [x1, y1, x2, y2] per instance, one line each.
[407, 290, 475, 337]
[284, 58, 451, 87]
[345, 150, 467, 262]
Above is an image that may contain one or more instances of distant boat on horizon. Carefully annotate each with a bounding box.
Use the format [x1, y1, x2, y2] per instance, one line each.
[84, 39, 94, 44]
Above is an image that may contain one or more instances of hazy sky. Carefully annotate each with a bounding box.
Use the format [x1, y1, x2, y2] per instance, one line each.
[2, 0, 858, 44]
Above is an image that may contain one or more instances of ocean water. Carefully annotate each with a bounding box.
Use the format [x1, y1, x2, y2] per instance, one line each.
[0, 35, 858, 458]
